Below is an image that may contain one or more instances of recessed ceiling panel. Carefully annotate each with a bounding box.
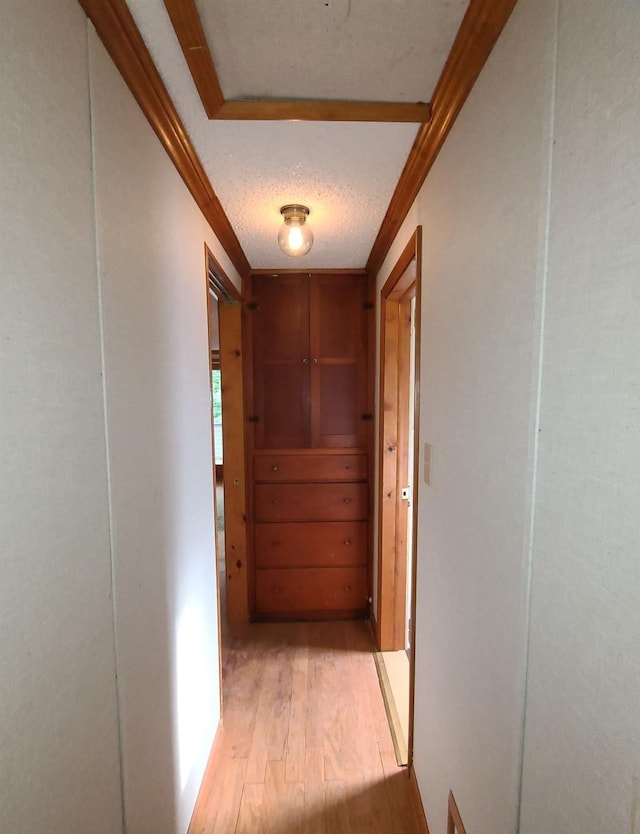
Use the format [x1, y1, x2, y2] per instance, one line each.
[126, 0, 419, 269]
[197, 0, 469, 102]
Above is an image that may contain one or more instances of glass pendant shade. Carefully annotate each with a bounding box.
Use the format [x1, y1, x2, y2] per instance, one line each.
[278, 204, 313, 257]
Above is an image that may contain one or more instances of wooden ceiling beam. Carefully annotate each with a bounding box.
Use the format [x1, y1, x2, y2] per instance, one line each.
[163, 0, 224, 118]
[250, 268, 368, 276]
[78, 0, 251, 278]
[366, 0, 520, 275]
[215, 99, 431, 124]
[163, 0, 431, 124]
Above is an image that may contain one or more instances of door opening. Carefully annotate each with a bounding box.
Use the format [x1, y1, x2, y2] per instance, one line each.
[205, 245, 249, 632]
[375, 228, 422, 767]
[209, 321, 226, 621]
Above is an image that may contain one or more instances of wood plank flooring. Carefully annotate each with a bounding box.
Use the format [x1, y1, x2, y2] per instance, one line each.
[188, 620, 427, 834]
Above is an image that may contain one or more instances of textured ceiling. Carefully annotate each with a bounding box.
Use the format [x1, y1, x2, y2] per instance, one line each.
[125, 0, 469, 269]
[196, 120, 419, 269]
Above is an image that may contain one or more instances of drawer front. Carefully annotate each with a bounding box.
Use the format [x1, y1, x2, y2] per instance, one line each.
[254, 521, 366, 569]
[254, 453, 367, 483]
[254, 483, 367, 523]
[255, 567, 368, 614]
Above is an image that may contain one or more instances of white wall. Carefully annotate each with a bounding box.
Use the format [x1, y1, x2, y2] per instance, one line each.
[88, 29, 230, 834]
[1, 2, 230, 832]
[519, 2, 640, 831]
[375, 1, 640, 832]
[0, 2, 122, 832]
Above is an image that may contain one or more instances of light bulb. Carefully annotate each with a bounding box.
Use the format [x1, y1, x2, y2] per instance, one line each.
[278, 204, 314, 257]
[287, 225, 304, 251]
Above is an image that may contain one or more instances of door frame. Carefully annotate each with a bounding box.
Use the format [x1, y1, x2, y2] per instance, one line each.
[375, 227, 422, 760]
[205, 244, 249, 626]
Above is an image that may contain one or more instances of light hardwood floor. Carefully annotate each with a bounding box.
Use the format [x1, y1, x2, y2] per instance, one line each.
[188, 620, 427, 834]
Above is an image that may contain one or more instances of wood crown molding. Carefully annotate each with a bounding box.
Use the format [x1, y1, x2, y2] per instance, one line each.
[78, 0, 251, 279]
[163, 0, 431, 124]
[366, 0, 519, 275]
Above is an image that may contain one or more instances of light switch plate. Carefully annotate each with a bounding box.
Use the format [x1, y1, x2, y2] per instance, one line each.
[424, 443, 432, 485]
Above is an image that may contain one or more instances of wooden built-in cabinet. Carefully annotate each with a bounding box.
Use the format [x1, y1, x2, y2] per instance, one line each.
[246, 273, 371, 620]
[251, 273, 368, 450]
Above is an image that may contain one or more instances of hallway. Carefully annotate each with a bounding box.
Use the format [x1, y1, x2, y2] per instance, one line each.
[188, 621, 427, 834]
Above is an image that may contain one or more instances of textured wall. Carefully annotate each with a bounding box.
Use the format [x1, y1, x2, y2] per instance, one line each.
[376, 1, 640, 833]
[374, 0, 557, 830]
[410, 1, 556, 830]
[0, 2, 122, 833]
[88, 29, 224, 834]
[519, 1, 640, 831]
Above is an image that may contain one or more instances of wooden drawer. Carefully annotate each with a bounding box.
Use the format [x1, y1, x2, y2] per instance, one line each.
[254, 483, 367, 523]
[254, 521, 366, 569]
[255, 567, 368, 614]
[254, 453, 367, 483]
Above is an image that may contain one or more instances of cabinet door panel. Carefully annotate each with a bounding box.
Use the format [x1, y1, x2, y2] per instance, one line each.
[252, 275, 310, 448]
[261, 363, 309, 449]
[315, 275, 363, 359]
[310, 275, 367, 448]
[317, 363, 359, 446]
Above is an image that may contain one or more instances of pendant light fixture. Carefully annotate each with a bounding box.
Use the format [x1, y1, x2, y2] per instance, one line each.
[278, 204, 313, 257]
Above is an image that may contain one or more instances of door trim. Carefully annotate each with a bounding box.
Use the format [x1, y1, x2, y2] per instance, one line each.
[206, 245, 249, 626]
[375, 227, 422, 763]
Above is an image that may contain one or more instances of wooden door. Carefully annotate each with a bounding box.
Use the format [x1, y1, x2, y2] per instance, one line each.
[251, 274, 310, 448]
[310, 274, 367, 448]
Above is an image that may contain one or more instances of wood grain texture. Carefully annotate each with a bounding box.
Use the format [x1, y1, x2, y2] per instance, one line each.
[366, 273, 377, 607]
[254, 453, 367, 483]
[377, 295, 400, 650]
[247, 273, 371, 619]
[215, 99, 431, 123]
[250, 274, 311, 450]
[366, 0, 519, 275]
[310, 275, 368, 449]
[393, 292, 413, 648]
[250, 269, 367, 276]
[78, 0, 250, 278]
[409, 766, 431, 834]
[163, 0, 224, 117]
[407, 228, 423, 770]
[447, 790, 467, 834]
[219, 300, 250, 625]
[254, 483, 368, 523]
[376, 230, 421, 656]
[255, 567, 368, 615]
[254, 521, 367, 569]
[375, 229, 422, 776]
[188, 621, 430, 834]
